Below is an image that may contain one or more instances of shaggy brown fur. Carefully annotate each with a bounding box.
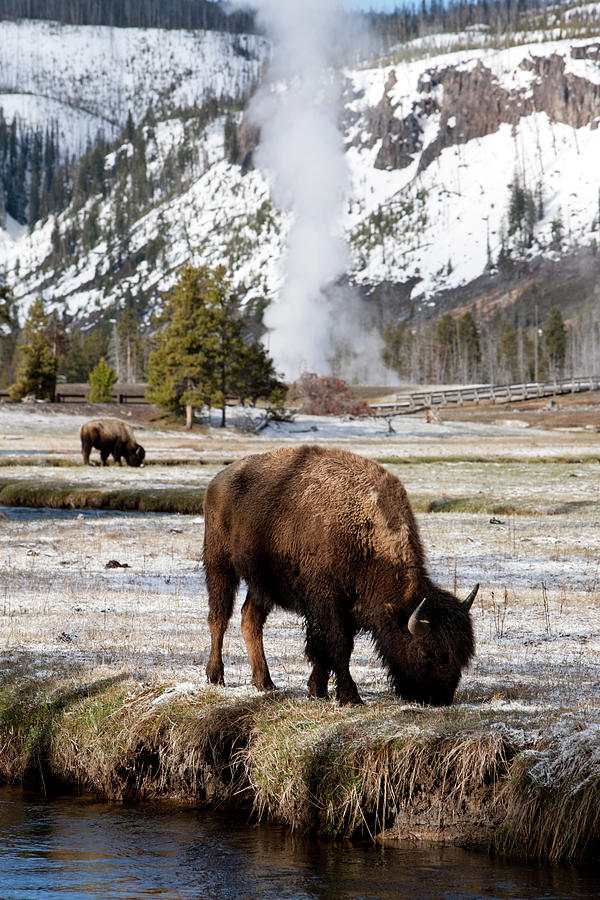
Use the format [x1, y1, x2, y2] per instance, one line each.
[203, 446, 476, 706]
[80, 418, 145, 467]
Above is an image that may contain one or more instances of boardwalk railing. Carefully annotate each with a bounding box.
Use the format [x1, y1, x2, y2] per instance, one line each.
[369, 375, 600, 416]
[54, 391, 150, 404]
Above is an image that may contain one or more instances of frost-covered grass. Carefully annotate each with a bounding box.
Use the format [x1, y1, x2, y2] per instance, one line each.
[1, 405, 600, 858]
[1, 497, 598, 714]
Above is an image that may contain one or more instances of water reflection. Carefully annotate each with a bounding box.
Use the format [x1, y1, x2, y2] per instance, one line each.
[0, 449, 49, 455]
[0, 506, 160, 521]
[0, 786, 599, 900]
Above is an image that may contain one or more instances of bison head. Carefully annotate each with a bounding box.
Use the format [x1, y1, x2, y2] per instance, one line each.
[127, 444, 145, 467]
[383, 584, 478, 706]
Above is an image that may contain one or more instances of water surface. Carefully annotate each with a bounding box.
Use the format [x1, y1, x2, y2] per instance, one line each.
[1, 787, 599, 899]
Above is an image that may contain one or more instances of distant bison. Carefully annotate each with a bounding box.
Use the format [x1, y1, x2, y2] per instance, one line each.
[80, 417, 145, 467]
[204, 445, 477, 706]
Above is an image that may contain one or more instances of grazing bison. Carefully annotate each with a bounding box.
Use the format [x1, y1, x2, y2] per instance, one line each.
[203, 445, 477, 706]
[80, 417, 145, 467]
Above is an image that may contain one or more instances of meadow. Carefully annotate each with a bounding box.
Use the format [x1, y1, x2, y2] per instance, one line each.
[0, 399, 599, 862]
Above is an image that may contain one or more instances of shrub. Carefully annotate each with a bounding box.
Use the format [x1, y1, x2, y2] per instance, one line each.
[88, 357, 117, 402]
[287, 373, 371, 416]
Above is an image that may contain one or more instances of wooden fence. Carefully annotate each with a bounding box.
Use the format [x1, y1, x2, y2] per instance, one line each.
[369, 375, 600, 416]
[53, 391, 150, 404]
[2, 375, 599, 412]
[0, 391, 149, 404]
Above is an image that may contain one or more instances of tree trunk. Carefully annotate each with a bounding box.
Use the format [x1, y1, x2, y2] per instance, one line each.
[185, 405, 193, 430]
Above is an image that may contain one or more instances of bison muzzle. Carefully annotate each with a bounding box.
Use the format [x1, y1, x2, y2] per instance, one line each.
[80, 417, 145, 467]
[203, 445, 477, 706]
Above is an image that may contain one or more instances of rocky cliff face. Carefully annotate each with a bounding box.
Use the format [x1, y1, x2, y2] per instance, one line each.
[359, 42, 600, 176]
[528, 47, 600, 129]
[362, 72, 428, 169]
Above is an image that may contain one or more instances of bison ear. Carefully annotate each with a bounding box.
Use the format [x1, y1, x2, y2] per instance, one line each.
[408, 598, 431, 638]
[463, 583, 480, 610]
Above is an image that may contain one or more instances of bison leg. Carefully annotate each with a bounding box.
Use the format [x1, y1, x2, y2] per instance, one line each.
[240, 590, 275, 692]
[100, 449, 110, 466]
[307, 661, 330, 699]
[205, 558, 239, 686]
[305, 609, 362, 706]
[81, 440, 91, 465]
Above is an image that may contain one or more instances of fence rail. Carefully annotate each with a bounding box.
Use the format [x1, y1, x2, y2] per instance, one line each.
[369, 375, 600, 416]
[54, 391, 150, 404]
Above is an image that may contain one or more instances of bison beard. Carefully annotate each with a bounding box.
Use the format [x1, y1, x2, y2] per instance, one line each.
[203, 446, 477, 706]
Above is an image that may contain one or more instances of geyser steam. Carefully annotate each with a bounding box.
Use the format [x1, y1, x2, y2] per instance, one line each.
[246, 0, 355, 380]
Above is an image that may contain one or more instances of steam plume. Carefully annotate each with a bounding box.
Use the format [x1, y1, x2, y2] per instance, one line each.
[246, 1, 353, 379]
[236, 1, 390, 383]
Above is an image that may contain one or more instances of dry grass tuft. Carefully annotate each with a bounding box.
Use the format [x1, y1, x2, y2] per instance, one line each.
[496, 723, 600, 863]
[240, 700, 518, 841]
[0, 478, 206, 513]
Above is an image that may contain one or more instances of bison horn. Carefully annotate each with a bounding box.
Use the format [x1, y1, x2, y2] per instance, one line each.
[408, 598, 431, 638]
[463, 583, 480, 610]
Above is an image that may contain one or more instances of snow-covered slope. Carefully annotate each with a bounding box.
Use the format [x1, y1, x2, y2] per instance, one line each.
[344, 33, 600, 296]
[0, 20, 266, 140]
[1, 16, 600, 329]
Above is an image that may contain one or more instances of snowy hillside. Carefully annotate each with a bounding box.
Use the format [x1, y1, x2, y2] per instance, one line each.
[0, 19, 266, 147]
[344, 32, 600, 296]
[1, 12, 600, 374]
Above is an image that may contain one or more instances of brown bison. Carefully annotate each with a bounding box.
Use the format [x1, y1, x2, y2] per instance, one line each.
[80, 418, 145, 467]
[203, 445, 477, 706]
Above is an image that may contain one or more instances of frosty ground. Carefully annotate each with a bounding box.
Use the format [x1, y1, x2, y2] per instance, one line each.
[2, 399, 599, 719]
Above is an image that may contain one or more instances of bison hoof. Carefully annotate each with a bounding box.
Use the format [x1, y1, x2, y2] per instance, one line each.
[254, 678, 276, 692]
[340, 696, 364, 707]
[336, 688, 364, 706]
[206, 665, 224, 686]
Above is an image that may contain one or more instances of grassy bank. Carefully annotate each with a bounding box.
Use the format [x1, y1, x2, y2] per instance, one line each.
[2, 424, 599, 868]
[0, 672, 598, 864]
[0, 452, 597, 516]
[0, 476, 206, 514]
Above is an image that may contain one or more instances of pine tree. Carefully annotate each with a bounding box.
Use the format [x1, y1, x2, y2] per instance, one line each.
[235, 340, 280, 406]
[60, 326, 110, 383]
[88, 356, 117, 402]
[456, 311, 481, 382]
[224, 114, 239, 164]
[544, 306, 567, 377]
[10, 298, 57, 400]
[115, 306, 144, 382]
[146, 265, 278, 429]
[0, 282, 19, 387]
[382, 319, 413, 378]
[498, 320, 519, 382]
[508, 178, 536, 249]
[435, 314, 457, 381]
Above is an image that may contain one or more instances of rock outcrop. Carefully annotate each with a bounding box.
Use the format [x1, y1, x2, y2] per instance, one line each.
[361, 44, 600, 176]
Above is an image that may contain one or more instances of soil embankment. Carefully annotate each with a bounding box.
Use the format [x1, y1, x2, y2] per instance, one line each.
[0, 675, 598, 864]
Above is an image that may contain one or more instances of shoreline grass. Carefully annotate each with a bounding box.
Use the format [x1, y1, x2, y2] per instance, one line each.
[0, 450, 598, 516]
[0, 457, 235, 468]
[0, 467, 597, 516]
[0, 478, 206, 513]
[0, 672, 598, 864]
